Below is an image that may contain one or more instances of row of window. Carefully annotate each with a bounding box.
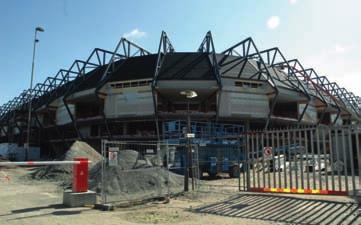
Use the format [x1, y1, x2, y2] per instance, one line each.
[110, 80, 262, 89]
[235, 81, 263, 88]
[110, 80, 152, 89]
[110, 80, 263, 89]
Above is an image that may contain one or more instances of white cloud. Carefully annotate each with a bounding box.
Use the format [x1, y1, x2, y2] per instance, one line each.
[267, 16, 280, 30]
[123, 29, 146, 39]
[334, 45, 346, 53]
[302, 45, 361, 95]
[334, 44, 348, 54]
[289, 0, 297, 5]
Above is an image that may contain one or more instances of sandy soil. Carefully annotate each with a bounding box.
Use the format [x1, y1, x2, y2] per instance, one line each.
[0, 167, 360, 225]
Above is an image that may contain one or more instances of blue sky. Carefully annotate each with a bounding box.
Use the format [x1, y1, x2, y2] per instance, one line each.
[1, 0, 361, 104]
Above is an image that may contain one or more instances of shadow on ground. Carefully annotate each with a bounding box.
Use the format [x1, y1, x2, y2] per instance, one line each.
[0, 204, 91, 221]
[11, 204, 65, 214]
[192, 194, 361, 225]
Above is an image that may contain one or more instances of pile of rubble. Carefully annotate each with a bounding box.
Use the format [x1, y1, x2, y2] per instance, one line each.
[29, 141, 184, 198]
[89, 150, 184, 200]
[29, 141, 102, 187]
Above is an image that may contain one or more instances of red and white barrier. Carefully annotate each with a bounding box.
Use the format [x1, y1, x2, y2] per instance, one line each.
[0, 157, 90, 193]
[0, 160, 91, 166]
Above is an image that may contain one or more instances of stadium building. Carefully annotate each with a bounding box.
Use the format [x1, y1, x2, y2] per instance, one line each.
[0, 31, 360, 156]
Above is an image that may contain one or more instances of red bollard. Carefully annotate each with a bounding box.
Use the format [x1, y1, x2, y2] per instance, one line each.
[72, 157, 88, 192]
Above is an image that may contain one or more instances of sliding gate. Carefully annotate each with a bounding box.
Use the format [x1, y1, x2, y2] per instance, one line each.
[243, 125, 361, 196]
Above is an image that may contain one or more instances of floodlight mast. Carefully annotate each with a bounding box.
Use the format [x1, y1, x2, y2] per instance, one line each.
[26, 26, 44, 160]
[180, 90, 198, 192]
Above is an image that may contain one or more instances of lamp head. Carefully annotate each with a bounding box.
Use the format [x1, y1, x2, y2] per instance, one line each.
[180, 90, 198, 99]
[35, 27, 45, 32]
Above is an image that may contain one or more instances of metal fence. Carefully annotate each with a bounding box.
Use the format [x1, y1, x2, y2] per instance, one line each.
[243, 125, 361, 196]
[167, 143, 200, 192]
[191, 137, 246, 194]
[99, 125, 360, 203]
[100, 138, 246, 203]
[162, 138, 247, 194]
[100, 140, 182, 204]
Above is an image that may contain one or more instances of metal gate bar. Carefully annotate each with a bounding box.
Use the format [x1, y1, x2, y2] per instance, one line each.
[354, 126, 360, 193]
[328, 128, 335, 191]
[243, 125, 360, 196]
[321, 128, 328, 190]
[305, 129, 310, 190]
[276, 131, 281, 188]
[348, 127, 356, 195]
[335, 128, 342, 191]
[310, 129, 316, 190]
[341, 129, 348, 192]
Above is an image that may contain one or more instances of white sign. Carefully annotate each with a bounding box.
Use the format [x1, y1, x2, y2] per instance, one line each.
[185, 133, 195, 138]
[263, 147, 273, 159]
[146, 149, 155, 154]
[108, 147, 119, 166]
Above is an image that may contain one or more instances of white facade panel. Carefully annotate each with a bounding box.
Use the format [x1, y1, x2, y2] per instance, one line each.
[104, 86, 154, 118]
[219, 91, 269, 118]
[56, 103, 75, 125]
[299, 104, 318, 123]
[331, 113, 343, 125]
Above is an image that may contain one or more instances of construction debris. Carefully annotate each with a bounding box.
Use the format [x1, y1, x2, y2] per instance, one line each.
[89, 164, 183, 201]
[28, 141, 184, 199]
[29, 141, 101, 186]
[88, 149, 184, 200]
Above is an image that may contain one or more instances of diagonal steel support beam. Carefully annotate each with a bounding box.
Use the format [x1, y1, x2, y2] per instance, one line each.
[220, 37, 279, 130]
[197, 31, 222, 87]
[151, 31, 175, 140]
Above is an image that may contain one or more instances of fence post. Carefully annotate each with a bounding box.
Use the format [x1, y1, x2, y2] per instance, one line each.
[184, 141, 189, 192]
[101, 139, 106, 204]
[237, 136, 241, 191]
[245, 132, 251, 191]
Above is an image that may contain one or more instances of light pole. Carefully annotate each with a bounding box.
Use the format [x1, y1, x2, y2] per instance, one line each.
[26, 26, 44, 160]
[180, 90, 197, 192]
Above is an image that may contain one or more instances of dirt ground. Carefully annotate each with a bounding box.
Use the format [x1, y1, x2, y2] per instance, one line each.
[0, 167, 360, 225]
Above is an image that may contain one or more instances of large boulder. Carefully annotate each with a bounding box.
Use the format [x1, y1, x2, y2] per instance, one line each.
[64, 141, 102, 168]
[29, 141, 102, 186]
[117, 150, 139, 170]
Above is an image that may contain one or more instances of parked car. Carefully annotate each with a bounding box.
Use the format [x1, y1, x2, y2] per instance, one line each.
[266, 154, 331, 172]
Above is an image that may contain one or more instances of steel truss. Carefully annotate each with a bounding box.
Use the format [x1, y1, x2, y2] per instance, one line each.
[92, 37, 152, 140]
[61, 38, 151, 140]
[198, 31, 222, 87]
[197, 31, 223, 120]
[151, 31, 175, 140]
[329, 84, 360, 118]
[273, 59, 343, 125]
[304, 68, 355, 123]
[152, 31, 175, 87]
[248, 48, 311, 123]
[33, 60, 95, 149]
[271, 59, 335, 124]
[62, 47, 124, 140]
[219, 37, 279, 129]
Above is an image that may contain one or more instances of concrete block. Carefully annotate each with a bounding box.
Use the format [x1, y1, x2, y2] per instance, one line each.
[63, 189, 96, 207]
